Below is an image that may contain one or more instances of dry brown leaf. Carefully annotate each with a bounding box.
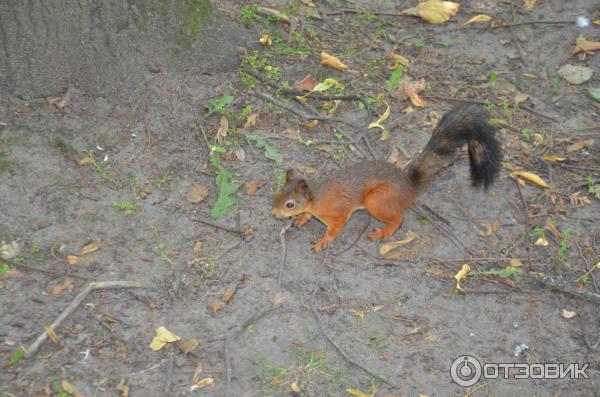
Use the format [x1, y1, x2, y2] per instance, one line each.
[542, 155, 566, 162]
[116, 378, 129, 397]
[293, 75, 320, 91]
[187, 184, 209, 203]
[478, 218, 500, 237]
[244, 113, 259, 129]
[380, 230, 416, 256]
[46, 94, 69, 111]
[320, 51, 348, 71]
[273, 291, 284, 305]
[259, 34, 272, 46]
[509, 259, 523, 267]
[210, 300, 225, 314]
[76, 154, 92, 165]
[566, 139, 593, 152]
[291, 381, 301, 392]
[67, 255, 79, 265]
[78, 240, 101, 255]
[402, 0, 460, 24]
[535, 237, 549, 247]
[190, 377, 214, 391]
[216, 116, 228, 144]
[49, 277, 75, 295]
[44, 326, 61, 343]
[454, 264, 470, 291]
[245, 179, 265, 196]
[514, 93, 529, 103]
[368, 102, 391, 140]
[463, 14, 491, 25]
[223, 287, 234, 303]
[304, 119, 319, 130]
[572, 35, 600, 55]
[510, 171, 550, 189]
[404, 79, 427, 107]
[61, 380, 84, 397]
[193, 240, 203, 256]
[569, 191, 590, 205]
[523, 0, 537, 11]
[177, 338, 200, 354]
[545, 218, 563, 240]
[562, 309, 576, 319]
[387, 146, 411, 169]
[387, 52, 411, 68]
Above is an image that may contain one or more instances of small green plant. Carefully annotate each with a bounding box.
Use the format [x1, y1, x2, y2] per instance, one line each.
[8, 349, 23, 366]
[203, 259, 218, 278]
[153, 228, 173, 265]
[587, 176, 600, 199]
[332, 145, 347, 161]
[113, 201, 137, 214]
[488, 70, 497, 87]
[387, 64, 405, 94]
[471, 266, 524, 280]
[521, 128, 531, 142]
[209, 156, 240, 219]
[414, 38, 425, 48]
[0, 263, 10, 274]
[436, 36, 457, 47]
[578, 262, 600, 284]
[240, 3, 259, 26]
[85, 150, 116, 184]
[558, 228, 572, 263]
[206, 95, 235, 116]
[483, 99, 496, 113]
[245, 134, 282, 164]
[153, 175, 172, 189]
[54, 380, 72, 397]
[364, 334, 388, 350]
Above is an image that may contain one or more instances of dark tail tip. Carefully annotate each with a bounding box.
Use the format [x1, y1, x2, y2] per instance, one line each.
[468, 132, 502, 189]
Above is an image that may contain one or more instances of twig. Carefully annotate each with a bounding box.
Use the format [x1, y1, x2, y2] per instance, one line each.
[277, 223, 292, 291]
[412, 206, 469, 256]
[333, 215, 370, 257]
[421, 95, 559, 122]
[192, 216, 243, 234]
[13, 262, 89, 281]
[24, 281, 145, 358]
[308, 287, 400, 390]
[513, 179, 532, 272]
[532, 274, 600, 304]
[325, 8, 413, 17]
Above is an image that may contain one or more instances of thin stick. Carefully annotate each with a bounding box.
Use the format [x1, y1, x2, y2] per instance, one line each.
[24, 281, 145, 358]
[333, 215, 370, 257]
[14, 262, 89, 281]
[192, 216, 243, 234]
[277, 223, 292, 291]
[308, 290, 400, 390]
[514, 180, 532, 272]
[532, 274, 600, 304]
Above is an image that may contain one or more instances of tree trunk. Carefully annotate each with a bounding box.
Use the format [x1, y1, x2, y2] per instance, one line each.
[0, 0, 251, 100]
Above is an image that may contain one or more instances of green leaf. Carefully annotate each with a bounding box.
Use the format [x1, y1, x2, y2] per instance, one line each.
[207, 95, 235, 116]
[8, 349, 23, 366]
[245, 134, 282, 164]
[488, 71, 497, 87]
[436, 36, 457, 47]
[209, 156, 240, 219]
[0, 263, 9, 274]
[589, 184, 600, 200]
[586, 88, 600, 103]
[387, 65, 405, 93]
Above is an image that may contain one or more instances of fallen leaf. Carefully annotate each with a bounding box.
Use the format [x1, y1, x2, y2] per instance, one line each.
[514, 93, 529, 103]
[404, 78, 427, 107]
[244, 113, 259, 128]
[368, 102, 391, 140]
[273, 291, 284, 305]
[541, 155, 566, 162]
[478, 218, 501, 237]
[259, 34, 272, 46]
[594, 20, 600, 26]
[509, 259, 523, 267]
[76, 154, 92, 165]
[187, 184, 209, 203]
[346, 389, 372, 397]
[545, 218, 563, 240]
[78, 240, 101, 255]
[387, 52, 411, 68]
[291, 381, 301, 392]
[523, 0, 537, 11]
[245, 179, 265, 196]
[566, 139, 593, 152]
[234, 147, 246, 161]
[223, 287, 234, 303]
[177, 338, 200, 354]
[304, 119, 319, 130]
[562, 309, 576, 319]
[49, 277, 75, 295]
[535, 237, 549, 247]
[44, 326, 61, 343]
[558, 64, 594, 85]
[210, 300, 225, 314]
[61, 380, 84, 397]
[216, 116, 229, 144]
[149, 326, 181, 351]
[463, 14, 491, 25]
[572, 35, 600, 55]
[67, 255, 79, 265]
[380, 230, 416, 255]
[190, 377, 214, 391]
[293, 75, 320, 91]
[569, 191, 590, 205]
[510, 171, 550, 189]
[454, 264, 470, 291]
[586, 88, 600, 103]
[402, 0, 460, 24]
[350, 310, 365, 318]
[321, 52, 348, 71]
[116, 378, 129, 397]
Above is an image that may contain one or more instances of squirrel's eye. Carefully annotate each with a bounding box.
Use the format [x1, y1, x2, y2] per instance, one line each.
[285, 200, 295, 209]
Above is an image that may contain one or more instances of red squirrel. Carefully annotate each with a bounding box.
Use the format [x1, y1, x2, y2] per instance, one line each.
[272, 104, 502, 251]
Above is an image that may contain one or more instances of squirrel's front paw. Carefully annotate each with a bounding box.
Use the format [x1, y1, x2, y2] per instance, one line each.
[293, 213, 312, 227]
[312, 237, 330, 252]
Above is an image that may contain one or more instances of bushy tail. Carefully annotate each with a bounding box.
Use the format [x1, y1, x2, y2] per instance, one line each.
[407, 104, 502, 192]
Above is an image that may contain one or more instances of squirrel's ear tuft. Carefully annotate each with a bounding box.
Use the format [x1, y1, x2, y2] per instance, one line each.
[285, 169, 296, 182]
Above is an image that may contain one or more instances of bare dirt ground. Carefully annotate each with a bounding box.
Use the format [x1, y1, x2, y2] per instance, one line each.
[1, 1, 599, 396]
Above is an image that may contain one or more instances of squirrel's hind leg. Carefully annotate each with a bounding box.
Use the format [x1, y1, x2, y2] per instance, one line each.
[363, 182, 409, 241]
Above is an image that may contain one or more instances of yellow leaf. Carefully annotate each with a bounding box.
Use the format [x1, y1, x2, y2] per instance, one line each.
[388, 52, 411, 68]
[273, 291, 284, 305]
[368, 102, 391, 140]
[573, 35, 600, 55]
[541, 155, 566, 162]
[510, 171, 550, 189]
[379, 230, 416, 255]
[509, 259, 523, 267]
[177, 338, 200, 354]
[291, 381, 301, 392]
[404, 78, 427, 107]
[61, 380, 84, 397]
[76, 154, 92, 165]
[78, 240, 101, 255]
[304, 119, 319, 130]
[535, 237, 549, 247]
[350, 309, 365, 318]
[67, 255, 79, 265]
[454, 264, 470, 291]
[346, 389, 373, 397]
[190, 377, 214, 391]
[260, 34, 272, 46]
[321, 52, 348, 71]
[149, 326, 180, 351]
[463, 14, 491, 25]
[210, 300, 225, 314]
[594, 20, 600, 26]
[402, 0, 460, 24]
[244, 113, 259, 128]
[523, 0, 537, 11]
[44, 325, 61, 343]
[562, 309, 576, 319]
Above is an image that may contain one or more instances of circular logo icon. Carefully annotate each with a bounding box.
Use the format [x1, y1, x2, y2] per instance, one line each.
[450, 355, 482, 387]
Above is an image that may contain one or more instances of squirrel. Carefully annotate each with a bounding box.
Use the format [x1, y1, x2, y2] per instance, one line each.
[272, 104, 502, 252]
